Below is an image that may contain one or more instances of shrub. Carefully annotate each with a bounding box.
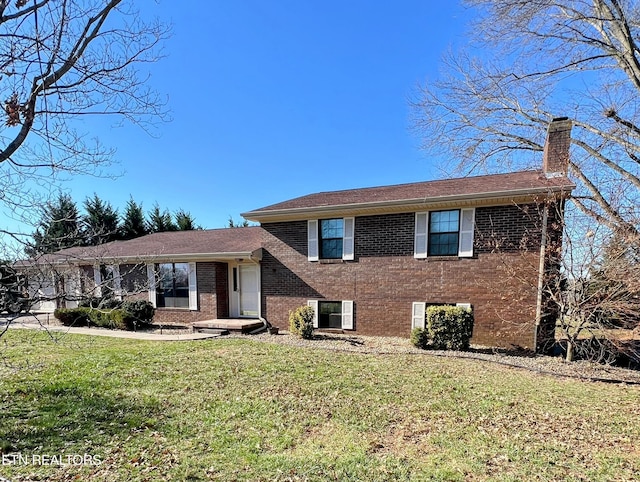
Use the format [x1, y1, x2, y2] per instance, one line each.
[55, 306, 135, 331]
[68, 299, 154, 331]
[87, 309, 108, 328]
[97, 297, 122, 310]
[121, 299, 155, 325]
[54, 308, 91, 327]
[78, 297, 101, 308]
[426, 305, 474, 351]
[108, 309, 131, 331]
[410, 327, 429, 349]
[289, 305, 315, 339]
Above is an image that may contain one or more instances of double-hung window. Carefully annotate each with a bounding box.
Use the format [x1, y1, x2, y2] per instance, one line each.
[414, 208, 475, 258]
[308, 217, 355, 261]
[320, 219, 343, 259]
[429, 210, 460, 256]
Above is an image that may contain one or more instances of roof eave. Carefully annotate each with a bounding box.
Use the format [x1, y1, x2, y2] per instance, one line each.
[242, 185, 575, 222]
[44, 250, 262, 266]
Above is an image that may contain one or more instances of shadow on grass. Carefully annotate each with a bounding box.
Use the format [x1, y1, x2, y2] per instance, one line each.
[311, 333, 365, 346]
[0, 379, 160, 454]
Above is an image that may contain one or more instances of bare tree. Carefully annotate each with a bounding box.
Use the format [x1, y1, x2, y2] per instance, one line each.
[0, 0, 169, 248]
[552, 218, 640, 363]
[483, 201, 640, 363]
[413, 0, 640, 236]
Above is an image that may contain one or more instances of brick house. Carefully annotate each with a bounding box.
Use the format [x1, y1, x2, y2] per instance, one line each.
[29, 227, 265, 325]
[31, 119, 575, 350]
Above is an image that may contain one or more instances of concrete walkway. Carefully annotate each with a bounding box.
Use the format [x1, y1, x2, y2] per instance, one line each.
[0, 314, 221, 341]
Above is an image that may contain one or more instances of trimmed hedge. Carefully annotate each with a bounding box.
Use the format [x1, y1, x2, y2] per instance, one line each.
[121, 299, 155, 324]
[88, 309, 127, 330]
[289, 305, 315, 339]
[54, 307, 91, 327]
[428, 305, 474, 351]
[411, 305, 474, 351]
[54, 299, 155, 331]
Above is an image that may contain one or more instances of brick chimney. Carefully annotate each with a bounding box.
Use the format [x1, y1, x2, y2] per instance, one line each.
[542, 117, 572, 177]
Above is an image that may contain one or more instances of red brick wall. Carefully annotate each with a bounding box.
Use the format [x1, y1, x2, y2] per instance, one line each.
[260, 205, 551, 349]
[214, 262, 229, 318]
[132, 261, 230, 325]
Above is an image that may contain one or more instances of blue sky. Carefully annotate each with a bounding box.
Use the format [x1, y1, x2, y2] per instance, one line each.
[9, 0, 474, 235]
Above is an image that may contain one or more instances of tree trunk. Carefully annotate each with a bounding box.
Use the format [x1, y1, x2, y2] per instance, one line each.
[566, 340, 575, 362]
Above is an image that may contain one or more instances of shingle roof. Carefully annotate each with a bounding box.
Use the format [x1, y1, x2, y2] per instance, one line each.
[40, 227, 264, 263]
[243, 170, 575, 221]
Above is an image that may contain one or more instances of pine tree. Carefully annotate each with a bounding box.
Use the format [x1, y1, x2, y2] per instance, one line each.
[227, 215, 249, 228]
[175, 209, 199, 230]
[120, 197, 149, 240]
[148, 203, 177, 233]
[27, 193, 82, 255]
[82, 194, 119, 245]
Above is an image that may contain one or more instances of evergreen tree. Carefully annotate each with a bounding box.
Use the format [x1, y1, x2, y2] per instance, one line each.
[148, 203, 177, 233]
[83, 194, 119, 245]
[121, 197, 149, 240]
[227, 215, 249, 228]
[27, 193, 82, 256]
[175, 209, 200, 230]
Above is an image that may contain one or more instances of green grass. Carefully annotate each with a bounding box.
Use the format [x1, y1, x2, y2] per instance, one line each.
[1, 331, 639, 481]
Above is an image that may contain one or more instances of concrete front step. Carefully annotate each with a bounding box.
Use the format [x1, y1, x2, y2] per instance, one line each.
[191, 318, 265, 334]
[193, 328, 230, 336]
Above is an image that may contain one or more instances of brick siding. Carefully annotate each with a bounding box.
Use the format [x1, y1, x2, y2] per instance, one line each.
[260, 204, 558, 349]
[122, 261, 230, 325]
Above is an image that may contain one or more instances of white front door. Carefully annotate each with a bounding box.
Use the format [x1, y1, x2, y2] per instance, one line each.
[229, 263, 260, 318]
[239, 264, 259, 317]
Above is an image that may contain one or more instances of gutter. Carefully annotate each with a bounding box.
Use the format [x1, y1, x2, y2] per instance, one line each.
[243, 185, 575, 222]
[41, 250, 262, 266]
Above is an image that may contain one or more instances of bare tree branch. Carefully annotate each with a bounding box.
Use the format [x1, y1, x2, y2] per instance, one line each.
[0, 0, 169, 250]
[414, 0, 640, 235]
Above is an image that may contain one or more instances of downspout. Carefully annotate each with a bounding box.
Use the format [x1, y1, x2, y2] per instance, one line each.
[249, 317, 269, 334]
[534, 205, 550, 352]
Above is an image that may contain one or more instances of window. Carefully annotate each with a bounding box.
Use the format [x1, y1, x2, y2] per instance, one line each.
[92, 264, 121, 300]
[307, 300, 354, 329]
[147, 262, 197, 310]
[414, 208, 475, 258]
[119, 264, 147, 294]
[319, 301, 343, 328]
[156, 263, 190, 308]
[429, 210, 460, 256]
[320, 219, 343, 259]
[411, 302, 472, 329]
[308, 218, 355, 261]
[100, 265, 115, 299]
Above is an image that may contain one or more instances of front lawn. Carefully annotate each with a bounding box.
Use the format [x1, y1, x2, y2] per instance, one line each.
[0, 330, 639, 481]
